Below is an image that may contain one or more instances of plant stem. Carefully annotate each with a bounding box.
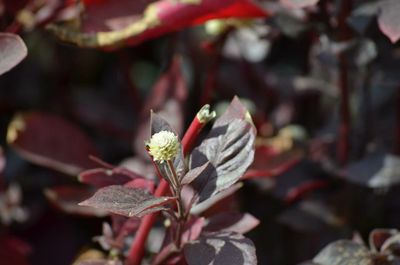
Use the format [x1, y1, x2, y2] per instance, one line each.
[126, 106, 215, 265]
[126, 180, 169, 265]
[181, 104, 215, 154]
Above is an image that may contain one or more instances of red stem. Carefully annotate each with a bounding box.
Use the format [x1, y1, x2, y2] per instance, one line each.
[285, 180, 329, 204]
[181, 117, 204, 155]
[126, 113, 208, 265]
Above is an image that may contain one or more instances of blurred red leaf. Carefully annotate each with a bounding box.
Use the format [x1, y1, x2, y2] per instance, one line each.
[44, 185, 108, 217]
[0, 33, 27, 75]
[0, 236, 31, 265]
[7, 112, 99, 176]
[2, 0, 29, 15]
[378, 0, 400, 43]
[48, 0, 268, 47]
[244, 144, 303, 179]
[79, 167, 141, 188]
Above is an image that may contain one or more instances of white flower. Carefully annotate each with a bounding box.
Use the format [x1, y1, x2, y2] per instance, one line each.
[147, 131, 179, 162]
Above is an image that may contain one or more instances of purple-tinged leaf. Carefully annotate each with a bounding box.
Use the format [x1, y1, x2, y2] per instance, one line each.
[190, 118, 255, 202]
[181, 162, 210, 185]
[184, 231, 257, 265]
[78, 167, 139, 188]
[123, 178, 155, 193]
[280, 0, 319, 9]
[0, 33, 27, 75]
[214, 96, 252, 127]
[79, 185, 175, 217]
[378, 0, 400, 43]
[44, 186, 107, 217]
[312, 240, 373, 265]
[7, 112, 99, 176]
[189, 182, 243, 215]
[204, 212, 259, 234]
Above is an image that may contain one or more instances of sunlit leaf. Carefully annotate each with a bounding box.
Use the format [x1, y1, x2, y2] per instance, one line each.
[79, 185, 175, 217]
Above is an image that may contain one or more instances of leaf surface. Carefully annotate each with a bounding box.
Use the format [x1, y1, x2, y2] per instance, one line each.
[79, 185, 174, 217]
[7, 112, 98, 176]
[0, 33, 27, 75]
[184, 231, 257, 265]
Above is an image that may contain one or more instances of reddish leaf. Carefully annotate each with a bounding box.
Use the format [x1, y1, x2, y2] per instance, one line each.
[0, 236, 31, 265]
[44, 185, 107, 217]
[204, 212, 259, 234]
[79, 185, 175, 217]
[378, 0, 400, 43]
[181, 162, 210, 185]
[190, 109, 256, 202]
[184, 231, 257, 265]
[123, 178, 155, 193]
[7, 112, 99, 176]
[189, 182, 242, 215]
[0, 33, 27, 75]
[78, 167, 140, 188]
[48, 0, 267, 47]
[280, 0, 319, 9]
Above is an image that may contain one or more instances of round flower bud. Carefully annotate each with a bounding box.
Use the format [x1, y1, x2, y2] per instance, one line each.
[147, 131, 179, 162]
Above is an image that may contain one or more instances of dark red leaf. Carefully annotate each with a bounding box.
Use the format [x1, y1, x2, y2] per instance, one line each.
[7, 112, 99, 176]
[184, 231, 257, 265]
[123, 178, 155, 193]
[0, 236, 31, 265]
[204, 212, 259, 234]
[79, 185, 175, 217]
[0, 33, 27, 75]
[181, 162, 210, 185]
[44, 185, 107, 217]
[78, 167, 140, 188]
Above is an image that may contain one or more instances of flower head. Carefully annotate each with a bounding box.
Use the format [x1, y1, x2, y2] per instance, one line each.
[147, 130, 179, 162]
